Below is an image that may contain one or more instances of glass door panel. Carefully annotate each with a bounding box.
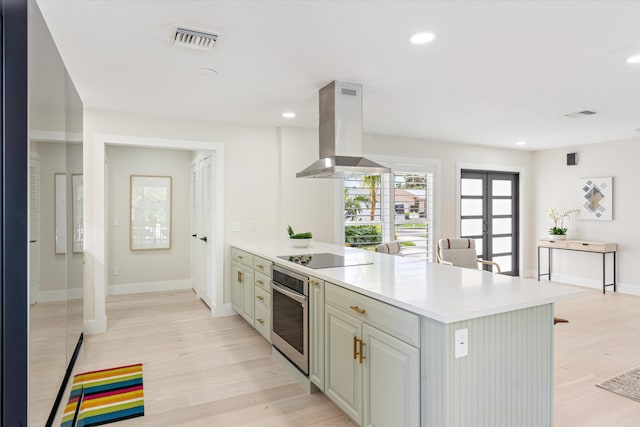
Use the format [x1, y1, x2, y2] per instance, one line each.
[461, 178, 483, 196]
[461, 199, 483, 216]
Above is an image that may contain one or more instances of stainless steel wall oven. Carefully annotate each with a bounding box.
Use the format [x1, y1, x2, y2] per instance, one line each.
[271, 265, 308, 374]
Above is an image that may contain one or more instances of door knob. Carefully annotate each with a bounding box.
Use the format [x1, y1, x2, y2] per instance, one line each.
[199, 236, 208, 242]
[192, 233, 197, 238]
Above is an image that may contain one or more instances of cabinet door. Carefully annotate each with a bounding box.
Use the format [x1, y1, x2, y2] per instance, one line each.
[362, 324, 420, 427]
[309, 277, 325, 390]
[325, 305, 362, 425]
[231, 260, 242, 313]
[241, 266, 254, 325]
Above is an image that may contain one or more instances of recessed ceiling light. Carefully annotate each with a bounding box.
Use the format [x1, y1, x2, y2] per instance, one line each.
[627, 55, 640, 64]
[515, 141, 526, 146]
[198, 67, 218, 75]
[409, 32, 436, 45]
[282, 112, 296, 119]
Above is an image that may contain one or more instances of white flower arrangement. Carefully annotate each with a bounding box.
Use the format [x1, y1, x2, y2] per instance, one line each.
[547, 208, 579, 235]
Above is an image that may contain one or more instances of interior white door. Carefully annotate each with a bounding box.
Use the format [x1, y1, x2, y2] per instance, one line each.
[190, 163, 200, 296]
[201, 156, 213, 306]
[191, 154, 216, 308]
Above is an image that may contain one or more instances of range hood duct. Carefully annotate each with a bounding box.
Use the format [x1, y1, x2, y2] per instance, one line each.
[296, 81, 390, 178]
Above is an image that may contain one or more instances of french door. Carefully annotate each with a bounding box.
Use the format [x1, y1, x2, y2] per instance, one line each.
[460, 171, 519, 276]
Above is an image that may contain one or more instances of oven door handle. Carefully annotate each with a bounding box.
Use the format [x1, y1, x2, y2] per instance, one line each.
[272, 282, 307, 304]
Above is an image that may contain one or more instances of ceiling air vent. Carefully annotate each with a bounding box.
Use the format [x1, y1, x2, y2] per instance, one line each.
[564, 110, 597, 118]
[171, 25, 219, 52]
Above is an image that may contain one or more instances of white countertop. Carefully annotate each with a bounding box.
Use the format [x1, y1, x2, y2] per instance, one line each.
[231, 240, 586, 324]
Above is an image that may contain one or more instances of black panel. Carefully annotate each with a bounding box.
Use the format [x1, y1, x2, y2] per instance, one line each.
[1, 0, 28, 425]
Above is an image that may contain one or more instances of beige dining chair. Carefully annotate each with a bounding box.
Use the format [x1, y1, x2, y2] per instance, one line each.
[436, 238, 501, 273]
[375, 241, 402, 256]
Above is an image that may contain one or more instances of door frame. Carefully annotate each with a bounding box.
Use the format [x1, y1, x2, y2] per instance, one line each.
[86, 133, 226, 334]
[456, 162, 526, 278]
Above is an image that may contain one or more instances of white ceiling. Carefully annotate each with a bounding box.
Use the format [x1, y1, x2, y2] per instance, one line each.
[37, 0, 640, 150]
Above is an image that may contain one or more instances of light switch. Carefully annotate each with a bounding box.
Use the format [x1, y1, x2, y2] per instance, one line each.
[454, 328, 468, 359]
[249, 220, 258, 232]
[231, 221, 241, 232]
[113, 217, 120, 227]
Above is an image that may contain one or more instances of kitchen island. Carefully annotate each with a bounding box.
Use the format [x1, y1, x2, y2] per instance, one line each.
[230, 240, 584, 427]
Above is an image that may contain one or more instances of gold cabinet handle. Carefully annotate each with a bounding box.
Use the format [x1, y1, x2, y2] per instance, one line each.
[238, 255, 243, 260]
[349, 305, 366, 315]
[256, 295, 264, 301]
[257, 265, 264, 270]
[310, 279, 320, 287]
[359, 339, 366, 364]
[257, 280, 264, 285]
[257, 318, 264, 324]
[237, 271, 242, 283]
[353, 336, 359, 360]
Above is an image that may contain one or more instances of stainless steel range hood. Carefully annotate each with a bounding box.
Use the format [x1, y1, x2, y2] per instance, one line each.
[296, 81, 390, 178]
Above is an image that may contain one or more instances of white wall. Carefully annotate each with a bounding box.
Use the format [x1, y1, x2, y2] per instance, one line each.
[106, 145, 192, 293]
[279, 127, 341, 244]
[532, 137, 640, 293]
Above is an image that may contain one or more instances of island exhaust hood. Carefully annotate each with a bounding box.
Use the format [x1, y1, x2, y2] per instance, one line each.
[296, 81, 390, 178]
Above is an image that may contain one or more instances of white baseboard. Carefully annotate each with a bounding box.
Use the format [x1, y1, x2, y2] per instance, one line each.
[37, 288, 84, 303]
[108, 279, 192, 296]
[212, 302, 236, 317]
[539, 272, 640, 296]
[84, 315, 108, 334]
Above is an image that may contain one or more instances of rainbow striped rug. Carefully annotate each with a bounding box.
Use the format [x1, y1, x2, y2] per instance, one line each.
[61, 363, 144, 427]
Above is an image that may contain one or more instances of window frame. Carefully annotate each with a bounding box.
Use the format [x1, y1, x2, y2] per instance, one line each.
[339, 155, 440, 260]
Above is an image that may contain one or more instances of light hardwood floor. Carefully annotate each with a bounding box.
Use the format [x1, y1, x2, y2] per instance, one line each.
[56, 290, 355, 426]
[35, 286, 640, 426]
[554, 287, 640, 426]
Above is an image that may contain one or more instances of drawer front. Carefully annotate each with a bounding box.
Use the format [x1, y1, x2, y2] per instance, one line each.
[254, 285, 271, 310]
[567, 241, 616, 252]
[538, 239, 568, 249]
[254, 303, 270, 342]
[254, 271, 271, 292]
[325, 282, 420, 348]
[253, 256, 273, 275]
[231, 247, 254, 266]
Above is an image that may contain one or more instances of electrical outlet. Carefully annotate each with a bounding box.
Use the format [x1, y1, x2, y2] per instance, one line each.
[454, 328, 468, 359]
[113, 266, 120, 276]
[113, 217, 120, 227]
[231, 221, 241, 232]
[249, 220, 258, 232]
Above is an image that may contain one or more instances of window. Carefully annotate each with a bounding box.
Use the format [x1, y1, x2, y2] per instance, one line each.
[343, 162, 435, 260]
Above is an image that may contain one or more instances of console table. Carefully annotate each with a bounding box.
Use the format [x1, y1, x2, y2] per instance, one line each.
[537, 239, 617, 294]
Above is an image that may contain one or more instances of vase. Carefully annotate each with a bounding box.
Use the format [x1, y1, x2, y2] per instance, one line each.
[290, 238, 313, 248]
[548, 234, 566, 241]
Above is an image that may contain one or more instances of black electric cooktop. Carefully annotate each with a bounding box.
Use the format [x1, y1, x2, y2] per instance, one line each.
[277, 253, 373, 269]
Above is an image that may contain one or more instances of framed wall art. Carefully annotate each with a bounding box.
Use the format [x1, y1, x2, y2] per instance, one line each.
[54, 173, 66, 254]
[578, 176, 613, 221]
[72, 174, 83, 253]
[130, 175, 172, 250]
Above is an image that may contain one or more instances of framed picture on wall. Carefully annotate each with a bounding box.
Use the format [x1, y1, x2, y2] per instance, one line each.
[54, 173, 66, 254]
[578, 176, 613, 221]
[130, 175, 172, 250]
[72, 174, 83, 253]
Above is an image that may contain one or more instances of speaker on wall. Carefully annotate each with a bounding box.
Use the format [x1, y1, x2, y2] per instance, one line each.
[567, 152, 578, 166]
